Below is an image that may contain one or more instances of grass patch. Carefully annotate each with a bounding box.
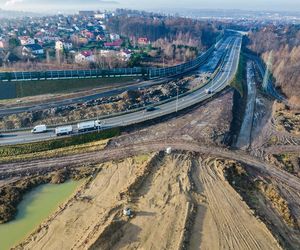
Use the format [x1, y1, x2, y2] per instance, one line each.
[274, 154, 295, 174]
[227, 53, 248, 146]
[230, 53, 246, 97]
[15, 76, 136, 98]
[0, 128, 120, 158]
[0, 139, 109, 163]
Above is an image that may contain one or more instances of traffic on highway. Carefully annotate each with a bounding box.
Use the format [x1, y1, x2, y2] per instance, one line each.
[0, 34, 242, 145]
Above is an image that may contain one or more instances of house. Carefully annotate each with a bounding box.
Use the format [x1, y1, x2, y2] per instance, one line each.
[0, 39, 8, 49]
[81, 30, 94, 39]
[94, 13, 106, 20]
[19, 36, 35, 46]
[75, 51, 95, 64]
[96, 35, 106, 41]
[71, 35, 89, 46]
[97, 49, 131, 62]
[22, 44, 44, 58]
[138, 37, 149, 45]
[104, 39, 123, 49]
[55, 41, 73, 51]
[119, 50, 132, 61]
[109, 33, 120, 41]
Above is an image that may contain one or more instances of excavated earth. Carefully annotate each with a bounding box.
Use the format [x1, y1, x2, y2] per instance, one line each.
[15, 153, 282, 250]
[1, 90, 300, 249]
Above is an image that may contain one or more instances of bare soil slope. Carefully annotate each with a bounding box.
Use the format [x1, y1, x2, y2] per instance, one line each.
[15, 153, 281, 250]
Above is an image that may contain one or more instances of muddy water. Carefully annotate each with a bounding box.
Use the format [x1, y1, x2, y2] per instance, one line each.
[0, 181, 82, 250]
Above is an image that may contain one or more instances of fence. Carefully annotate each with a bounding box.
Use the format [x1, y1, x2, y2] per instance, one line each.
[0, 67, 146, 82]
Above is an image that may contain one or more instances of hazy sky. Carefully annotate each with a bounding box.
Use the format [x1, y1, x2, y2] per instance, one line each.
[1, 0, 300, 12]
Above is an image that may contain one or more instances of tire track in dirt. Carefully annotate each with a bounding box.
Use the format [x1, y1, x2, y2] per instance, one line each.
[12, 151, 286, 250]
[2, 140, 300, 195]
[187, 156, 281, 250]
[89, 153, 192, 250]
[16, 154, 153, 250]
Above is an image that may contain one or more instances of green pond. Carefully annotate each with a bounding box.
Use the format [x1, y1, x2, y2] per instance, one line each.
[0, 180, 83, 250]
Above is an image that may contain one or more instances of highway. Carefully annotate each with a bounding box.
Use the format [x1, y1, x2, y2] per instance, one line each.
[0, 35, 242, 145]
[0, 37, 226, 117]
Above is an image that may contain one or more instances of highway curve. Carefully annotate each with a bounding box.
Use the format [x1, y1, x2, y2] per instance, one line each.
[0, 35, 242, 145]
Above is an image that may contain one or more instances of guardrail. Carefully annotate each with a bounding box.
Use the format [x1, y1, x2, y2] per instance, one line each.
[148, 44, 217, 79]
[0, 33, 223, 82]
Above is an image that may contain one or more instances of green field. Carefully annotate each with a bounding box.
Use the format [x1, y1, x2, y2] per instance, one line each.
[0, 128, 120, 157]
[15, 77, 137, 98]
[230, 53, 246, 97]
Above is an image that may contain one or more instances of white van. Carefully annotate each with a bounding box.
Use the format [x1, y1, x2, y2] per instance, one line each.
[31, 125, 47, 134]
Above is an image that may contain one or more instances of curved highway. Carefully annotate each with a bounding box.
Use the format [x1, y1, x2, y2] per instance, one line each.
[0, 36, 227, 117]
[0, 35, 242, 145]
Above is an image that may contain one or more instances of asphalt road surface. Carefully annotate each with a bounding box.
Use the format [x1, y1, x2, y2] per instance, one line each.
[0, 35, 242, 145]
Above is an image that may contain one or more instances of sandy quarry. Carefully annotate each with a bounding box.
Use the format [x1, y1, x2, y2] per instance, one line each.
[15, 152, 281, 250]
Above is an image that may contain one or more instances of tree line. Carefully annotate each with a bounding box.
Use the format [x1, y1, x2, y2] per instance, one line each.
[248, 25, 300, 105]
[107, 16, 220, 49]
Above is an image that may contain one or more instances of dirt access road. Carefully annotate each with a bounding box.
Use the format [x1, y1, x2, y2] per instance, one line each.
[15, 153, 280, 250]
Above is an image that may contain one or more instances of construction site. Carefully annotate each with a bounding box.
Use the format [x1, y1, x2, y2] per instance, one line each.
[0, 79, 299, 249]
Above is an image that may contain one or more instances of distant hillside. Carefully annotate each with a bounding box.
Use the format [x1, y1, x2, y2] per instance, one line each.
[0, 9, 42, 19]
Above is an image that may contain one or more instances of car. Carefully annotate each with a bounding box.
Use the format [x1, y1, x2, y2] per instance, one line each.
[146, 106, 156, 112]
[205, 88, 213, 94]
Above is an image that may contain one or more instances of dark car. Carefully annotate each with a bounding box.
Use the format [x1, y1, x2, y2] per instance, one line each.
[146, 106, 156, 112]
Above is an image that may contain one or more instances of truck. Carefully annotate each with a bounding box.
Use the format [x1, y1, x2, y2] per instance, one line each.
[31, 124, 47, 134]
[55, 125, 73, 136]
[95, 120, 103, 129]
[77, 121, 96, 132]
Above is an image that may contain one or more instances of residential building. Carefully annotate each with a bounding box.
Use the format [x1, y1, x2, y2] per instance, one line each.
[19, 36, 35, 46]
[138, 37, 149, 45]
[22, 44, 44, 58]
[96, 35, 106, 41]
[94, 13, 107, 20]
[75, 51, 95, 64]
[119, 50, 132, 61]
[0, 39, 8, 49]
[55, 40, 73, 51]
[104, 39, 123, 49]
[110, 33, 121, 41]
